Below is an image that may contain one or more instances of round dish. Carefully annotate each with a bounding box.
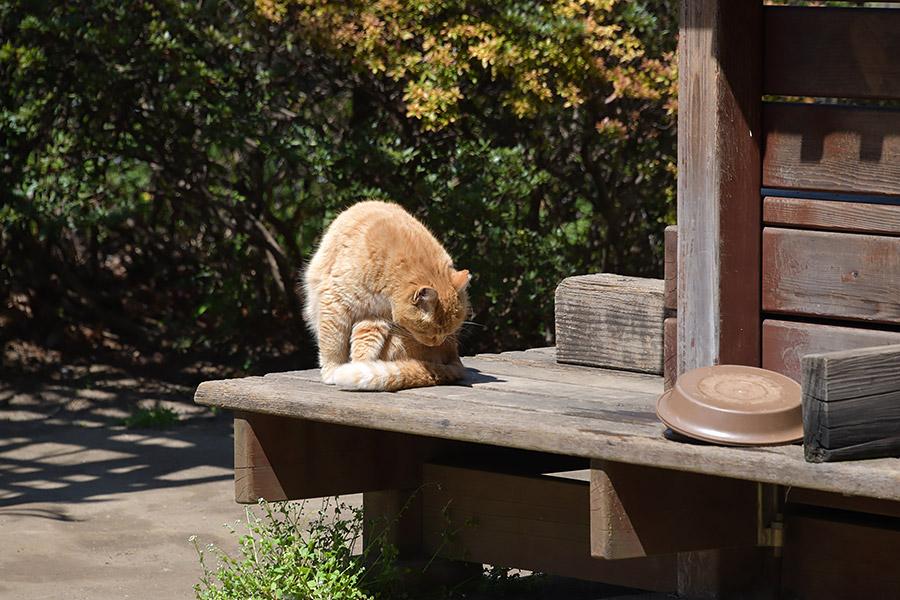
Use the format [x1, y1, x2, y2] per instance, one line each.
[656, 365, 802, 446]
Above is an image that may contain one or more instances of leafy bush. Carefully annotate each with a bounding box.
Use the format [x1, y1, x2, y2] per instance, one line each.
[192, 498, 401, 600]
[1, 0, 676, 362]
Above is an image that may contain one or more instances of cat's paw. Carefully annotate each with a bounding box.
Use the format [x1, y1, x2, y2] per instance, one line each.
[321, 365, 338, 385]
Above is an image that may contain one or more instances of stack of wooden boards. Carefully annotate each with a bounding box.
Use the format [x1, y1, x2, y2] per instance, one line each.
[802, 344, 900, 463]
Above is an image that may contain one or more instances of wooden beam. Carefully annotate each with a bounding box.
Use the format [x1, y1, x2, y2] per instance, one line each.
[589, 461, 758, 560]
[555, 274, 666, 374]
[802, 344, 900, 462]
[421, 464, 677, 592]
[233, 412, 450, 503]
[677, 0, 762, 373]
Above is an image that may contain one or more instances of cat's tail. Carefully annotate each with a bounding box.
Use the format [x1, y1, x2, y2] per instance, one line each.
[329, 359, 466, 392]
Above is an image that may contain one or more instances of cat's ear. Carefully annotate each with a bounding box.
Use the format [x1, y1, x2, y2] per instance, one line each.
[452, 269, 471, 292]
[413, 286, 439, 312]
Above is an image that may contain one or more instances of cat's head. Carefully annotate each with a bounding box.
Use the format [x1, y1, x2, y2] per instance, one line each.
[394, 269, 470, 347]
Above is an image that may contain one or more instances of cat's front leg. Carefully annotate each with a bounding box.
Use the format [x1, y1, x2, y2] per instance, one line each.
[316, 298, 352, 385]
[350, 318, 392, 362]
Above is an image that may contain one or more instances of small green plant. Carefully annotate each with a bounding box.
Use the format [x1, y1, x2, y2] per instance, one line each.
[192, 498, 402, 600]
[120, 404, 179, 429]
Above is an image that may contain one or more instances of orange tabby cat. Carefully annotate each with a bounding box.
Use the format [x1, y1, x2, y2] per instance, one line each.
[302, 201, 470, 391]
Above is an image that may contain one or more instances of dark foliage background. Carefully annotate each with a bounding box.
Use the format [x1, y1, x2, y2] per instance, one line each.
[1, 0, 677, 374]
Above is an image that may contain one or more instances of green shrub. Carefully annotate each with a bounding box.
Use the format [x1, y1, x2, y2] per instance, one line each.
[192, 498, 400, 600]
[2, 0, 677, 361]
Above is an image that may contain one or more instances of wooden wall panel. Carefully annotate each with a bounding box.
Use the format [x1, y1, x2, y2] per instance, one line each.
[764, 6, 900, 100]
[782, 513, 900, 600]
[762, 228, 900, 325]
[762, 103, 900, 198]
[762, 320, 900, 382]
[763, 196, 900, 236]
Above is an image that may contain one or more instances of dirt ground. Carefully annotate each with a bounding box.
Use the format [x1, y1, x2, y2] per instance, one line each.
[0, 342, 672, 600]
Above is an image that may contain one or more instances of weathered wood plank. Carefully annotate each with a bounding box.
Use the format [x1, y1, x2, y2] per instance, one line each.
[763, 196, 900, 236]
[762, 320, 900, 383]
[194, 352, 900, 501]
[802, 344, 900, 462]
[802, 344, 900, 403]
[677, 0, 762, 373]
[762, 228, 900, 325]
[762, 103, 900, 198]
[555, 274, 666, 375]
[764, 6, 900, 101]
[589, 461, 758, 560]
[421, 464, 677, 592]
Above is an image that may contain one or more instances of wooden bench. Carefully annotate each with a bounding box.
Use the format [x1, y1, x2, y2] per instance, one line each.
[195, 342, 900, 598]
[196, 2, 900, 598]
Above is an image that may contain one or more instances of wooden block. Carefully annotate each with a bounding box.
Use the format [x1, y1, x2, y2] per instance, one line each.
[762, 102, 900, 198]
[589, 461, 758, 560]
[782, 513, 900, 600]
[555, 274, 665, 374]
[764, 6, 900, 101]
[233, 412, 448, 503]
[763, 196, 900, 236]
[762, 320, 900, 383]
[762, 228, 900, 325]
[421, 464, 677, 592]
[802, 344, 900, 462]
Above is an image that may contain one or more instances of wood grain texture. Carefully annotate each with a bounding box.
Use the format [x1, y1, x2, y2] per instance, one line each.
[555, 274, 665, 374]
[664, 226, 677, 311]
[782, 513, 900, 600]
[663, 317, 677, 391]
[194, 349, 900, 501]
[764, 6, 900, 100]
[763, 196, 900, 236]
[802, 344, 900, 462]
[589, 461, 757, 559]
[762, 319, 900, 383]
[762, 102, 900, 198]
[421, 464, 677, 592]
[762, 228, 900, 325]
[677, 0, 762, 373]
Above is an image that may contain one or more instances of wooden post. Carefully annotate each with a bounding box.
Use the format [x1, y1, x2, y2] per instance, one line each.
[677, 0, 763, 374]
